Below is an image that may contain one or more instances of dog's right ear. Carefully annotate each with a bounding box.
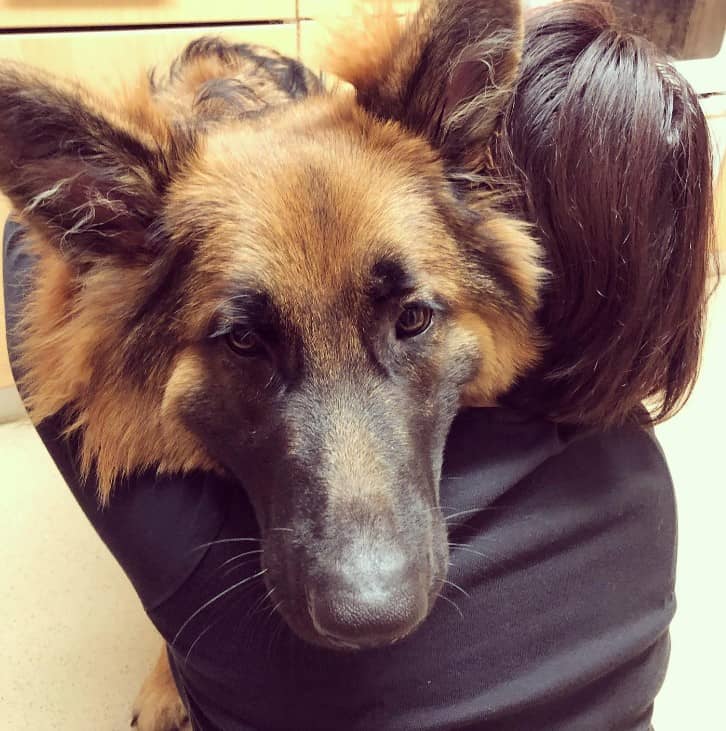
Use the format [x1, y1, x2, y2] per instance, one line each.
[326, 0, 523, 168]
[0, 62, 194, 268]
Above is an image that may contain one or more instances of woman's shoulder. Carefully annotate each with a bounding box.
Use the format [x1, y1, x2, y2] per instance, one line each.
[441, 408, 675, 531]
[443, 406, 673, 510]
[552, 416, 674, 517]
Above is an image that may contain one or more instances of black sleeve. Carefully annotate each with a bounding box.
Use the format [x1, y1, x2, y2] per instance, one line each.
[3, 217, 232, 612]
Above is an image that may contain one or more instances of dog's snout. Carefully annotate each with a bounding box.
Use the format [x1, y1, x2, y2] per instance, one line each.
[308, 546, 429, 649]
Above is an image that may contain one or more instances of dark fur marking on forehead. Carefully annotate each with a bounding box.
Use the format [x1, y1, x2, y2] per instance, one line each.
[300, 164, 343, 244]
[213, 288, 279, 335]
[368, 257, 416, 302]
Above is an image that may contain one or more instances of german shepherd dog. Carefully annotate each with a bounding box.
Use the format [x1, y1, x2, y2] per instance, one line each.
[0, 0, 714, 728]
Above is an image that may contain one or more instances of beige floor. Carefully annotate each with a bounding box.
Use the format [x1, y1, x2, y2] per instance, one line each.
[0, 421, 161, 730]
[1, 280, 724, 730]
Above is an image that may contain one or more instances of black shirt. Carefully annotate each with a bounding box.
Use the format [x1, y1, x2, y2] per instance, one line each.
[4, 219, 673, 730]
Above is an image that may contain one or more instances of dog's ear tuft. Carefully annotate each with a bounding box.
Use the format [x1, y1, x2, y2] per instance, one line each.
[325, 0, 523, 167]
[0, 62, 195, 268]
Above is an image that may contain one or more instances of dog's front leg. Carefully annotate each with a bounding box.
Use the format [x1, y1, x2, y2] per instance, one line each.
[132, 646, 190, 731]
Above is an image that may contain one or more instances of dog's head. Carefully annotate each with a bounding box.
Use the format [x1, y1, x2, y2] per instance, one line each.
[0, 0, 542, 649]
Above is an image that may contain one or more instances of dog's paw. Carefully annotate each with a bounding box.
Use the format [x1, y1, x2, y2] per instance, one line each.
[131, 682, 190, 731]
[131, 649, 191, 731]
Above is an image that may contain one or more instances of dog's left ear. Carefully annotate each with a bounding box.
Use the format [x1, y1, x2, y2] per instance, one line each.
[0, 61, 194, 269]
[327, 0, 522, 167]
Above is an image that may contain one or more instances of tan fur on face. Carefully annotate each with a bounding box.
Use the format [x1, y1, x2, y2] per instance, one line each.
[459, 214, 546, 404]
[16, 235, 217, 499]
[170, 98, 543, 397]
[457, 311, 540, 406]
[170, 94, 540, 347]
[182, 99, 461, 296]
[161, 348, 206, 421]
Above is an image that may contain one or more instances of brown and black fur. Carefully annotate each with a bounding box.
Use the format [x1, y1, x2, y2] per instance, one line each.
[0, 0, 716, 728]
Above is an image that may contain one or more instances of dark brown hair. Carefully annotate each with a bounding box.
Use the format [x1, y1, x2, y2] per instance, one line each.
[494, 1, 718, 427]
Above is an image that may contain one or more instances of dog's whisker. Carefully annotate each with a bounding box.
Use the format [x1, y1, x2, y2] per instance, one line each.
[446, 525, 502, 541]
[270, 527, 294, 533]
[173, 568, 267, 646]
[233, 585, 279, 638]
[249, 586, 277, 618]
[448, 543, 496, 561]
[261, 597, 284, 661]
[443, 508, 487, 522]
[184, 586, 260, 664]
[266, 610, 287, 662]
[449, 541, 485, 547]
[260, 597, 285, 651]
[430, 506, 502, 522]
[190, 537, 261, 553]
[218, 548, 264, 570]
[220, 556, 264, 580]
[441, 578, 471, 599]
[184, 620, 217, 664]
[437, 593, 464, 619]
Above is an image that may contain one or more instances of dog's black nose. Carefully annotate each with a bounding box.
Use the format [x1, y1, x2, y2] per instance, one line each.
[308, 547, 428, 648]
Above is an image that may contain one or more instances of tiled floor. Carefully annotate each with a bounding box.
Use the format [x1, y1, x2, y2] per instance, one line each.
[1, 279, 724, 730]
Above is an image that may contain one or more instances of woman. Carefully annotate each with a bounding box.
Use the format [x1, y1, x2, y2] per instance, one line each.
[3, 3, 716, 730]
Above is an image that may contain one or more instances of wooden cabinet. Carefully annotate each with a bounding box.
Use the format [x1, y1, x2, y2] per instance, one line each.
[299, 0, 419, 18]
[0, 1, 296, 28]
[0, 25, 297, 87]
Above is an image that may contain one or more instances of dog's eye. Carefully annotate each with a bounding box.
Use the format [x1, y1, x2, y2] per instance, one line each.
[226, 326, 262, 356]
[396, 304, 433, 338]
